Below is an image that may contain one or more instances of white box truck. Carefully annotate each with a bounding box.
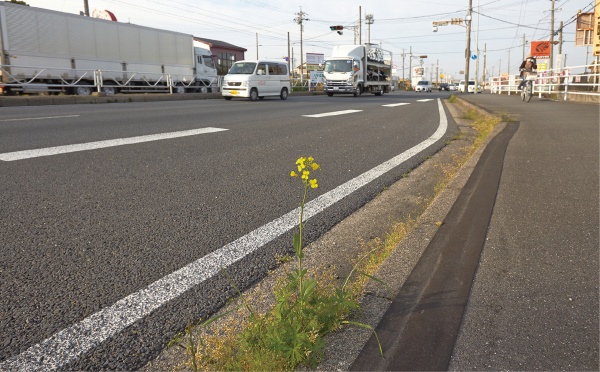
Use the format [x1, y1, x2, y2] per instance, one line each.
[0, 2, 217, 95]
[323, 44, 392, 97]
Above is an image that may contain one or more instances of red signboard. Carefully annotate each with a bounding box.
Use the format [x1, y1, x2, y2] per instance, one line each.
[530, 41, 551, 59]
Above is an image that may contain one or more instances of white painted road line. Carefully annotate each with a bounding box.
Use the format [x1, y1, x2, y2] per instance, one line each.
[0, 127, 229, 161]
[302, 109, 363, 118]
[0, 99, 448, 371]
[0, 115, 80, 122]
[382, 103, 411, 107]
[417, 99, 434, 102]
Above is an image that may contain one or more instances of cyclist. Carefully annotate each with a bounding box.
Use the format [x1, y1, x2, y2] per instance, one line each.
[518, 54, 537, 90]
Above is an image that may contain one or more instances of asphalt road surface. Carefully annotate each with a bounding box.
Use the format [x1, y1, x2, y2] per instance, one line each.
[0, 91, 457, 370]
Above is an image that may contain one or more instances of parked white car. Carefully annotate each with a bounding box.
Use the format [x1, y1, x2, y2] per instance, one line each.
[414, 80, 432, 92]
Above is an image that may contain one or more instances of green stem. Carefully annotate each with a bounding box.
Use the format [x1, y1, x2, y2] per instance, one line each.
[298, 182, 308, 313]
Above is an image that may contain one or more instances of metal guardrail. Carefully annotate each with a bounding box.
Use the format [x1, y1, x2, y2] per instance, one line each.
[488, 63, 599, 101]
[0, 64, 219, 95]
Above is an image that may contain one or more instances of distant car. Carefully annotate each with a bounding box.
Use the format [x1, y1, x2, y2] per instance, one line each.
[415, 80, 432, 92]
[438, 83, 449, 91]
[458, 80, 481, 93]
[448, 83, 458, 91]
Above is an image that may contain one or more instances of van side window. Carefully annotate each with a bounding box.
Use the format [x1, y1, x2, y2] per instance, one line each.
[257, 63, 267, 75]
[276, 64, 288, 75]
[268, 64, 278, 75]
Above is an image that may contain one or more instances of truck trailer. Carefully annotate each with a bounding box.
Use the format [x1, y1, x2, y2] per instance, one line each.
[0, 2, 217, 95]
[323, 44, 392, 97]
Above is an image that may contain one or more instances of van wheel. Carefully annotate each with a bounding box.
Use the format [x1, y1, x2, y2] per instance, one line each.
[224, 96, 232, 100]
[280, 87, 288, 100]
[249, 88, 259, 101]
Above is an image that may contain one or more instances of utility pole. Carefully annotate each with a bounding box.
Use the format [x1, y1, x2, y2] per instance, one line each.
[464, 0, 472, 91]
[483, 43, 487, 87]
[365, 14, 374, 44]
[83, 0, 90, 16]
[550, 0, 555, 70]
[294, 8, 308, 86]
[287, 32, 291, 74]
[436, 60, 439, 85]
[558, 21, 563, 63]
[409, 46, 413, 83]
[474, 0, 480, 93]
[359, 6, 362, 45]
[402, 48, 405, 82]
[256, 33, 259, 59]
[522, 34, 527, 60]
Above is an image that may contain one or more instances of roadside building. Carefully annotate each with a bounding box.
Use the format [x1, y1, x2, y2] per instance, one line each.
[194, 37, 247, 75]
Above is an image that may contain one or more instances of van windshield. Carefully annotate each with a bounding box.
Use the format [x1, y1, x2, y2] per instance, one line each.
[228, 62, 257, 74]
[324, 60, 353, 73]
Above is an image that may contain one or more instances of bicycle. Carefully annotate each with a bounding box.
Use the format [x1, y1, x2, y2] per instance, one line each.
[521, 71, 536, 102]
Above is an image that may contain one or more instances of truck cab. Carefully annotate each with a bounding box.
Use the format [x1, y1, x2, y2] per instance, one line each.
[323, 44, 392, 97]
[193, 47, 217, 93]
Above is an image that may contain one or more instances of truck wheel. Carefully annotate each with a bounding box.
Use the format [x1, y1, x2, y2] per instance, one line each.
[198, 86, 208, 94]
[102, 86, 117, 95]
[280, 87, 288, 100]
[327, 92, 334, 97]
[174, 85, 186, 94]
[353, 85, 362, 97]
[224, 96, 232, 100]
[249, 88, 259, 101]
[74, 85, 92, 96]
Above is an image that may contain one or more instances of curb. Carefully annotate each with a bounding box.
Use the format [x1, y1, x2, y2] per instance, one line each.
[314, 98, 510, 370]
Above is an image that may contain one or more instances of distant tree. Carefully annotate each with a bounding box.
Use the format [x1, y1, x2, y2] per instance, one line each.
[5, 0, 29, 5]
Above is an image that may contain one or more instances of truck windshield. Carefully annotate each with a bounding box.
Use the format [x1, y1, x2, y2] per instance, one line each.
[228, 62, 257, 74]
[203, 56, 215, 69]
[324, 60, 353, 73]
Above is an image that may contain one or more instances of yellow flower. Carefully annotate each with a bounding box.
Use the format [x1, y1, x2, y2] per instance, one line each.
[290, 171, 298, 177]
[309, 179, 318, 188]
[296, 157, 306, 172]
[302, 170, 310, 180]
[311, 162, 320, 170]
[308, 156, 314, 162]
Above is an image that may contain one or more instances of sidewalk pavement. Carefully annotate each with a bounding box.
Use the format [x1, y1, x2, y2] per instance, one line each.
[351, 94, 599, 370]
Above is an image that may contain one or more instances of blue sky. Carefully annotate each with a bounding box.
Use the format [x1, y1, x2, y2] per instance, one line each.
[24, 0, 596, 80]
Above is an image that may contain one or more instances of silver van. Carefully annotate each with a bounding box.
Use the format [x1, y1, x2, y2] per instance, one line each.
[222, 60, 291, 101]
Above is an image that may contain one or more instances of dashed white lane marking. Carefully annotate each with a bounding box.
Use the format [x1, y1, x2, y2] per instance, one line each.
[0, 115, 80, 122]
[0, 127, 229, 161]
[382, 103, 411, 107]
[0, 99, 448, 371]
[417, 99, 434, 102]
[302, 109, 363, 118]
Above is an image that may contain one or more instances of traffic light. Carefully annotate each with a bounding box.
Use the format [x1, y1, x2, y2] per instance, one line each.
[329, 25, 343, 31]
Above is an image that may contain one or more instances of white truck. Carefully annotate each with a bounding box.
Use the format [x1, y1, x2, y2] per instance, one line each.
[0, 2, 217, 95]
[323, 44, 392, 97]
